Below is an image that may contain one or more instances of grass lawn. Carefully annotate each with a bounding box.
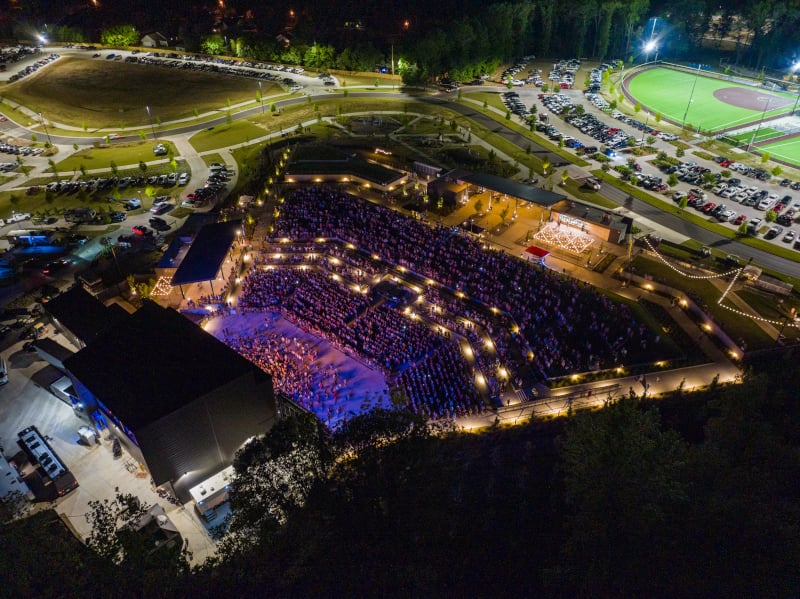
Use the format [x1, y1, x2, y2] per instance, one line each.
[562, 178, 619, 209]
[758, 135, 800, 167]
[735, 287, 800, 320]
[192, 98, 454, 152]
[400, 118, 446, 134]
[626, 67, 796, 132]
[1, 56, 275, 128]
[201, 152, 226, 166]
[631, 255, 774, 349]
[337, 74, 401, 88]
[464, 91, 507, 112]
[55, 141, 179, 172]
[189, 120, 268, 153]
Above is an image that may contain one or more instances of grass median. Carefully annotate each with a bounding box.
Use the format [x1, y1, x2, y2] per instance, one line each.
[56, 141, 179, 172]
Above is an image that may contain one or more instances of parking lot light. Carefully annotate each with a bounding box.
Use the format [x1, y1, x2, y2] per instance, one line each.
[38, 112, 52, 146]
[146, 105, 158, 140]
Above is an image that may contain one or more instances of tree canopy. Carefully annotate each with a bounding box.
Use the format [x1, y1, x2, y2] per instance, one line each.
[100, 25, 140, 47]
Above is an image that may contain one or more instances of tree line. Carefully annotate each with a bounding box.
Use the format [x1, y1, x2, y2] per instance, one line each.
[3, 348, 798, 597]
[7, 0, 800, 78]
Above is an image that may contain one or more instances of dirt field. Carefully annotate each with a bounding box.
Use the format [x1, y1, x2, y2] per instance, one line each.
[2, 57, 274, 128]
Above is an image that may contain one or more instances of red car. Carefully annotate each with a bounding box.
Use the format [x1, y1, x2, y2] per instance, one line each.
[701, 202, 717, 213]
[733, 214, 747, 225]
[131, 225, 150, 236]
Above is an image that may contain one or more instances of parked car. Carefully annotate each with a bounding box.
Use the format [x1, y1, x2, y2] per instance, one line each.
[42, 258, 70, 275]
[764, 225, 784, 239]
[149, 216, 170, 231]
[150, 201, 172, 215]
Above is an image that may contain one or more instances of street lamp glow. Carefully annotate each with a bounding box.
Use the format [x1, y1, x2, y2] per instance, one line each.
[644, 40, 657, 53]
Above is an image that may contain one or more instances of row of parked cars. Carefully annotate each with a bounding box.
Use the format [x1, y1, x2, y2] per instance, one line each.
[711, 155, 771, 182]
[28, 172, 189, 197]
[102, 51, 307, 92]
[502, 91, 532, 120]
[500, 56, 536, 86]
[1, 142, 44, 156]
[0, 45, 41, 66]
[122, 54, 289, 85]
[546, 58, 581, 89]
[6, 53, 59, 83]
[562, 109, 634, 150]
[182, 163, 232, 208]
[611, 110, 679, 142]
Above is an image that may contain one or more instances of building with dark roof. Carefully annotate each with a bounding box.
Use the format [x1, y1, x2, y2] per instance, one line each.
[169, 219, 243, 296]
[63, 301, 277, 501]
[284, 143, 409, 191]
[44, 286, 127, 349]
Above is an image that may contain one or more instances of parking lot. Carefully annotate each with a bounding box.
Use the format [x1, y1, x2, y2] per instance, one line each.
[499, 81, 800, 251]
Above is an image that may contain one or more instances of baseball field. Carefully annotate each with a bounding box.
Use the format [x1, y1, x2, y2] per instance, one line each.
[624, 66, 797, 133]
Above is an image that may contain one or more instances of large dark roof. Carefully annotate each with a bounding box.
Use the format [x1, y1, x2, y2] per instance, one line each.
[156, 212, 217, 270]
[285, 145, 406, 186]
[462, 173, 565, 206]
[64, 301, 267, 429]
[171, 219, 242, 286]
[44, 286, 124, 345]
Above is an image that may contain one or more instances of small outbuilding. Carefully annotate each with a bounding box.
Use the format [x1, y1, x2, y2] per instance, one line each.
[141, 32, 168, 48]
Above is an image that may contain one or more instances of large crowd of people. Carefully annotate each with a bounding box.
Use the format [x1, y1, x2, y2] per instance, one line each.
[237, 264, 485, 418]
[271, 187, 657, 380]
[228, 186, 660, 420]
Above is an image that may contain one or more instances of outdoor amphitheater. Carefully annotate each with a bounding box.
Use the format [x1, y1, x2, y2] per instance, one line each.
[622, 63, 800, 167]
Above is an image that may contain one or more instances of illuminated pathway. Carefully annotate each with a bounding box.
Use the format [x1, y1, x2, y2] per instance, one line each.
[457, 362, 741, 430]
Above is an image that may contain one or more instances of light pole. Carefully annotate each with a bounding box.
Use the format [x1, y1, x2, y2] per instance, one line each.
[258, 81, 264, 113]
[38, 112, 52, 146]
[643, 17, 658, 63]
[788, 61, 800, 116]
[748, 94, 774, 151]
[641, 112, 651, 145]
[146, 105, 157, 141]
[681, 64, 702, 129]
[644, 40, 658, 64]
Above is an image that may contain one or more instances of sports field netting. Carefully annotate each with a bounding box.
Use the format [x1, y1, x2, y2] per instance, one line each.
[626, 67, 797, 133]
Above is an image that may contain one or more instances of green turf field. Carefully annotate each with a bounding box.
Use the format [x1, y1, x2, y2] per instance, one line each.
[626, 67, 796, 132]
[726, 128, 783, 145]
[757, 135, 800, 166]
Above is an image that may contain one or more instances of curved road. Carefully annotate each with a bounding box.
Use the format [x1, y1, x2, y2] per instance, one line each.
[19, 86, 800, 278]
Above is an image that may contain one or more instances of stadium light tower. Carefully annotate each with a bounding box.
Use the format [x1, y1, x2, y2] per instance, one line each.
[644, 40, 658, 64]
[643, 17, 659, 63]
[790, 61, 800, 116]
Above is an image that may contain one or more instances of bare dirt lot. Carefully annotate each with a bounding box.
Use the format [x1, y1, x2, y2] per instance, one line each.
[2, 57, 274, 128]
